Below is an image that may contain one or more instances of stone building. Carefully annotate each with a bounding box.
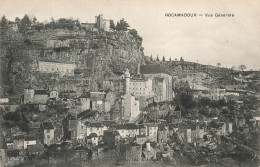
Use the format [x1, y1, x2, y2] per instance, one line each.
[120, 69, 140, 122]
[81, 14, 111, 32]
[79, 92, 91, 111]
[140, 64, 173, 102]
[34, 90, 48, 104]
[0, 133, 7, 165]
[111, 123, 139, 138]
[95, 14, 111, 31]
[40, 122, 55, 145]
[37, 60, 76, 77]
[50, 90, 59, 100]
[24, 86, 35, 104]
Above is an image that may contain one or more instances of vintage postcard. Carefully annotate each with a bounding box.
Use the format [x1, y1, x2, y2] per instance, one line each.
[0, 0, 259, 166]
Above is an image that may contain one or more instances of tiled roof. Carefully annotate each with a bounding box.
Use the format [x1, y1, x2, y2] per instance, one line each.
[113, 123, 139, 130]
[39, 59, 74, 64]
[91, 123, 104, 127]
[28, 144, 45, 153]
[85, 122, 104, 128]
[101, 120, 117, 126]
[89, 133, 98, 137]
[35, 90, 48, 95]
[9, 98, 21, 105]
[79, 92, 90, 98]
[178, 122, 197, 130]
[42, 122, 54, 129]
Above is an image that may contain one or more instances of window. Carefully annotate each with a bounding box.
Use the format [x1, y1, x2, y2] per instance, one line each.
[47, 129, 50, 133]
[47, 135, 50, 139]
[97, 128, 99, 130]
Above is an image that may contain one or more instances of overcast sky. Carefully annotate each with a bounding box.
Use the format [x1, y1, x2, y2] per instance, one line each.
[1, 0, 260, 70]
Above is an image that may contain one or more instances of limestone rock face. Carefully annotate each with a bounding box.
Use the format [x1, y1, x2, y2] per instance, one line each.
[1, 28, 144, 96]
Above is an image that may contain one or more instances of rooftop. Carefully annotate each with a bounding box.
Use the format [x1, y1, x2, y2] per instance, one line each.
[42, 122, 54, 129]
[35, 90, 48, 95]
[112, 123, 139, 130]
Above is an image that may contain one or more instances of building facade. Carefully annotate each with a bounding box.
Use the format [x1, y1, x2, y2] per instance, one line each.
[141, 65, 173, 102]
[38, 61, 76, 77]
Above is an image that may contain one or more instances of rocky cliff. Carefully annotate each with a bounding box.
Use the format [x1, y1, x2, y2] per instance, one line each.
[0, 28, 144, 96]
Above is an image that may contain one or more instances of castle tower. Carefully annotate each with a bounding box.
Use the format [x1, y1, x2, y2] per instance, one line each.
[125, 68, 130, 94]
[137, 63, 140, 75]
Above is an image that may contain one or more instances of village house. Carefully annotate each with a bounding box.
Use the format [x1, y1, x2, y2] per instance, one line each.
[157, 124, 169, 143]
[27, 144, 45, 156]
[13, 135, 24, 150]
[23, 136, 37, 149]
[177, 122, 204, 144]
[49, 90, 59, 100]
[67, 119, 86, 141]
[0, 133, 7, 165]
[86, 133, 99, 146]
[34, 90, 48, 104]
[85, 122, 108, 137]
[111, 123, 139, 138]
[142, 142, 157, 161]
[40, 122, 55, 145]
[23, 86, 35, 104]
[0, 98, 21, 112]
[59, 90, 78, 99]
[79, 92, 91, 111]
[136, 135, 146, 145]
[143, 123, 159, 142]
[90, 91, 106, 112]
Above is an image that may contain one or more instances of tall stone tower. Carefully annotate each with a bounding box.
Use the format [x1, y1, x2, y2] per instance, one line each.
[124, 68, 130, 94]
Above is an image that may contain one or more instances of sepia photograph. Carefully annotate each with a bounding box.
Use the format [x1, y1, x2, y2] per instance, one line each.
[0, 0, 260, 166]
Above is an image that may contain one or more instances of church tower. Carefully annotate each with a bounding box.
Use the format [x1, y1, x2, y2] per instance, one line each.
[124, 68, 130, 94]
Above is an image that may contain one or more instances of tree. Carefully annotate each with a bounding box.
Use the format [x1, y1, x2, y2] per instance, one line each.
[169, 57, 172, 61]
[231, 66, 236, 70]
[0, 15, 8, 33]
[18, 14, 32, 33]
[15, 17, 20, 22]
[32, 17, 37, 24]
[128, 28, 142, 42]
[116, 18, 129, 31]
[217, 63, 221, 67]
[150, 55, 153, 61]
[110, 20, 115, 30]
[180, 57, 184, 62]
[162, 56, 165, 61]
[239, 65, 246, 71]
[156, 55, 160, 61]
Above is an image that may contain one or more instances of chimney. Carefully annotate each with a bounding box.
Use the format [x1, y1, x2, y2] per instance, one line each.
[146, 142, 151, 152]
